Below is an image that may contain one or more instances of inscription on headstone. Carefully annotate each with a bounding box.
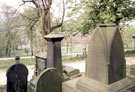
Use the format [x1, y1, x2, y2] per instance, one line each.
[6, 64, 28, 92]
[35, 68, 62, 92]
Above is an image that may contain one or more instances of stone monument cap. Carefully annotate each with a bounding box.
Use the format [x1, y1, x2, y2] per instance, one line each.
[44, 34, 64, 41]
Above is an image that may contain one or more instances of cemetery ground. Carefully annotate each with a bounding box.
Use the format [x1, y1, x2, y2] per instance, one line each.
[0, 55, 86, 92]
[0, 53, 135, 92]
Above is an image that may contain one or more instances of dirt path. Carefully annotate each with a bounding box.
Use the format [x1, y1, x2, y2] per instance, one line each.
[0, 56, 135, 86]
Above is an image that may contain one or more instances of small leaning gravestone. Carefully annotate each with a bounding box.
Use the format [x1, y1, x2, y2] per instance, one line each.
[6, 64, 28, 92]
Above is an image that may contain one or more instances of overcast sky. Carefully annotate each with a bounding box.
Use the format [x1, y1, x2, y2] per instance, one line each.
[0, 0, 22, 7]
[0, 0, 66, 19]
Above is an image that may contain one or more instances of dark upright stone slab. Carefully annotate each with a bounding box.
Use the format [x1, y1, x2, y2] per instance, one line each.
[6, 64, 28, 92]
[44, 34, 64, 74]
[35, 68, 62, 92]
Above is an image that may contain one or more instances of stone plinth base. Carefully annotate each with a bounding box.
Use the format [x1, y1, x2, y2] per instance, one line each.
[63, 77, 135, 92]
[63, 78, 81, 92]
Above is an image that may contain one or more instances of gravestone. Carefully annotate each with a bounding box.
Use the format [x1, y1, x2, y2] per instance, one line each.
[29, 53, 47, 92]
[35, 68, 62, 92]
[35, 53, 47, 75]
[30, 34, 64, 92]
[44, 34, 64, 75]
[6, 64, 28, 92]
[15, 56, 20, 64]
[63, 24, 135, 92]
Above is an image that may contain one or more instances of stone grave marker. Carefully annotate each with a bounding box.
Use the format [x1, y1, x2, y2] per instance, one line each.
[35, 68, 62, 92]
[29, 34, 64, 92]
[63, 24, 135, 92]
[44, 34, 64, 74]
[6, 64, 28, 92]
[15, 56, 20, 64]
[35, 53, 47, 75]
[29, 53, 47, 92]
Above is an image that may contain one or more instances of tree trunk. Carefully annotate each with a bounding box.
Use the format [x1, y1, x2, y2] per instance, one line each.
[66, 40, 69, 53]
[5, 46, 8, 57]
[36, 11, 51, 54]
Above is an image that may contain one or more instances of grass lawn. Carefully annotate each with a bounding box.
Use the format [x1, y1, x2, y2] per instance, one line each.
[63, 56, 87, 63]
[0, 85, 6, 92]
[0, 58, 35, 70]
[0, 55, 87, 71]
[0, 49, 135, 71]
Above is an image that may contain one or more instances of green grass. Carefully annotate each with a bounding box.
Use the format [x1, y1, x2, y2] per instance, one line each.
[63, 55, 87, 63]
[0, 45, 87, 58]
[62, 46, 84, 54]
[0, 58, 35, 70]
[0, 55, 87, 71]
[10, 49, 31, 57]
[0, 49, 32, 58]
[0, 85, 6, 92]
[124, 50, 135, 55]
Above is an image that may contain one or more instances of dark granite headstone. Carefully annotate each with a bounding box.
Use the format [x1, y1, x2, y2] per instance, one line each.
[35, 68, 62, 92]
[6, 64, 28, 92]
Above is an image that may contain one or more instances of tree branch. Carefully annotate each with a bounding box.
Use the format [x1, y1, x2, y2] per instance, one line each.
[50, 0, 65, 32]
[22, 0, 32, 3]
[41, 0, 46, 10]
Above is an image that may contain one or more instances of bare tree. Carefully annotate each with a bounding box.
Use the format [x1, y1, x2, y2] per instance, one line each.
[1, 4, 21, 57]
[21, 0, 65, 53]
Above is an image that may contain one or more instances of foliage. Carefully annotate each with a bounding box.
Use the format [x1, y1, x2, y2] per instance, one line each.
[21, 0, 65, 53]
[122, 26, 135, 49]
[21, 8, 38, 56]
[0, 4, 21, 57]
[66, 0, 135, 35]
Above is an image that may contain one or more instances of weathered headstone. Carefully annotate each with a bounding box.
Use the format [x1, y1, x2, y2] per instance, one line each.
[35, 53, 47, 75]
[63, 24, 135, 92]
[15, 56, 20, 64]
[35, 68, 62, 92]
[29, 34, 64, 92]
[6, 64, 28, 92]
[29, 53, 47, 92]
[44, 34, 64, 75]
